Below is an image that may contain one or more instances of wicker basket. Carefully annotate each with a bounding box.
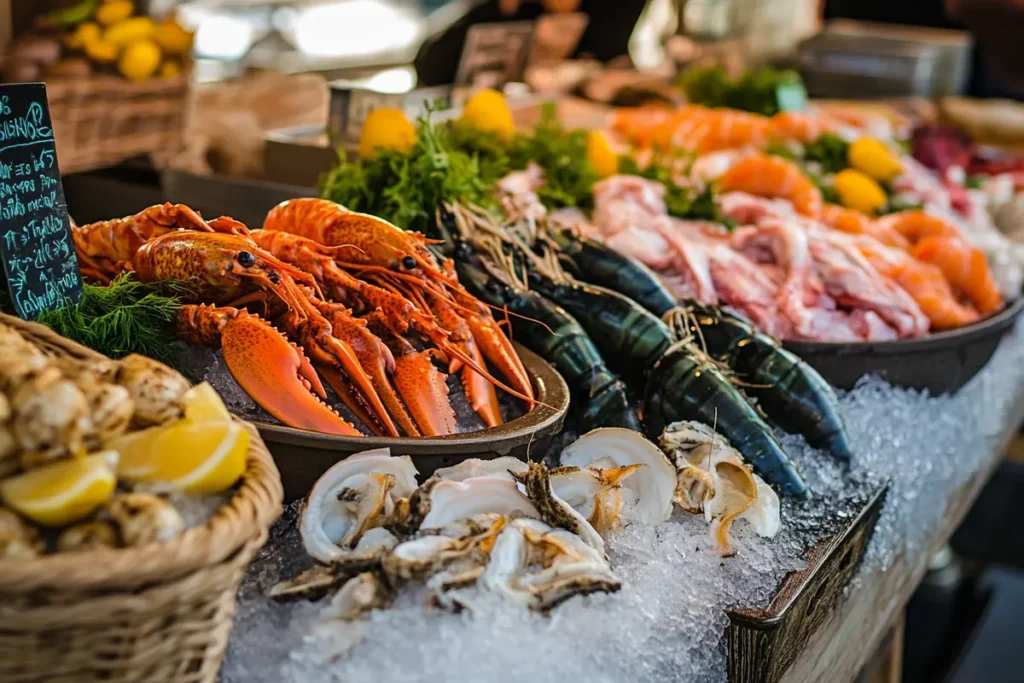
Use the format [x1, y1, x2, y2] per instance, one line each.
[0, 313, 283, 683]
[45, 74, 191, 175]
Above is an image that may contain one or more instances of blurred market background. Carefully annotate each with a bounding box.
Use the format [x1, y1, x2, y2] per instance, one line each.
[2, 1, 1023, 682]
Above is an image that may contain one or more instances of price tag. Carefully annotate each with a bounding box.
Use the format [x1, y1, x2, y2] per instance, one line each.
[775, 81, 808, 113]
[455, 21, 535, 89]
[0, 83, 81, 319]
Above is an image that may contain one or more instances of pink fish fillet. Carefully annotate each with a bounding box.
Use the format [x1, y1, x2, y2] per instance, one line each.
[804, 226, 929, 338]
[731, 221, 863, 342]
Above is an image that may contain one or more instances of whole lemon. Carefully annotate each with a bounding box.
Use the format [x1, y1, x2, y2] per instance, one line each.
[848, 137, 904, 182]
[358, 107, 417, 159]
[118, 39, 161, 82]
[586, 129, 619, 177]
[834, 169, 888, 215]
[458, 88, 516, 141]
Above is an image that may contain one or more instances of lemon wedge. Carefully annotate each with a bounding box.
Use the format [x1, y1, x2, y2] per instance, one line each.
[182, 382, 232, 422]
[113, 420, 248, 495]
[0, 452, 118, 527]
[458, 89, 516, 141]
[358, 107, 417, 159]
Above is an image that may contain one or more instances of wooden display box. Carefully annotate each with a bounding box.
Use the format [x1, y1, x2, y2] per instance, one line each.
[727, 485, 889, 683]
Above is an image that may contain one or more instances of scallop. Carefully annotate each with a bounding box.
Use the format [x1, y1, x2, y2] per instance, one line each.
[560, 428, 677, 524]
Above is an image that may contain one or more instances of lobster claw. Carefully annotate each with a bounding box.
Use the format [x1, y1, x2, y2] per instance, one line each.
[220, 315, 362, 436]
[392, 348, 457, 436]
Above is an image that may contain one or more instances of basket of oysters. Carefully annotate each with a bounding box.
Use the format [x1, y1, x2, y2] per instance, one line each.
[0, 313, 282, 683]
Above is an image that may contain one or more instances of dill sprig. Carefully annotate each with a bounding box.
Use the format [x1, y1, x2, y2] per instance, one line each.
[6, 273, 186, 366]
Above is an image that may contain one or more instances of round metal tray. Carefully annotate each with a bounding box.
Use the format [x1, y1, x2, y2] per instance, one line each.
[784, 296, 1024, 395]
[252, 344, 570, 502]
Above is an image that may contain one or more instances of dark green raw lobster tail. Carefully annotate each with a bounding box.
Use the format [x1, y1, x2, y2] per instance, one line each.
[548, 228, 678, 317]
[526, 272, 672, 386]
[453, 241, 641, 432]
[678, 303, 853, 461]
[643, 341, 810, 498]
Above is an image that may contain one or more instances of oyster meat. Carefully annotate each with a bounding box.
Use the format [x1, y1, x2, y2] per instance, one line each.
[549, 465, 640, 533]
[269, 528, 399, 599]
[560, 428, 677, 524]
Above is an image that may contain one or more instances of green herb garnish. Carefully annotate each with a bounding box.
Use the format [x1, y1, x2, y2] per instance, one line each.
[802, 133, 850, 175]
[2, 273, 185, 367]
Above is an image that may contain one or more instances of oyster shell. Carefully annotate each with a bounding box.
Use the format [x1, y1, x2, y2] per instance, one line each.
[114, 354, 190, 426]
[0, 508, 42, 559]
[431, 457, 528, 482]
[320, 571, 394, 621]
[560, 428, 677, 524]
[660, 421, 781, 556]
[270, 528, 399, 599]
[57, 520, 120, 552]
[103, 492, 186, 546]
[481, 518, 621, 611]
[419, 477, 540, 529]
[384, 535, 474, 581]
[300, 448, 419, 563]
[12, 370, 90, 465]
[513, 462, 606, 556]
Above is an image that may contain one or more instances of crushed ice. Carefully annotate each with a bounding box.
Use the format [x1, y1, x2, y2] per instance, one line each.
[222, 322, 1024, 683]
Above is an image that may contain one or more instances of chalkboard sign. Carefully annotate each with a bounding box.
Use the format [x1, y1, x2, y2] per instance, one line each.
[0, 83, 81, 319]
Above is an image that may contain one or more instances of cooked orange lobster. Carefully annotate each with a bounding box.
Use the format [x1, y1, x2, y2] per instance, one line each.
[72, 202, 537, 437]
[262, 198, 536, 412]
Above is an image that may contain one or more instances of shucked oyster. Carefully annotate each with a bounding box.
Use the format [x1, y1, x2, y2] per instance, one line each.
[549, 465, 641, 533]
[560, 428, 677, 524]
[431, 457, 529, 483]
[480, 518, 621, 612]
[385, 514, 506, 581]
[419, 477, 540, 529]
[270, 528, 399, 599]
[660, 421, 780, 556]
[300, 448, 419, 563]
[319, 570, 395, 621]
[513, 462, 606, 556]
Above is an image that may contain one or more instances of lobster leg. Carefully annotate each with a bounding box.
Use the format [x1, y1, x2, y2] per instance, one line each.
[462, 308, 535, 410]
[178, 305, 361, 436]
[315, 364, 388, 437]
[422, 293, 504, 428]
[314, 304, 421, 437]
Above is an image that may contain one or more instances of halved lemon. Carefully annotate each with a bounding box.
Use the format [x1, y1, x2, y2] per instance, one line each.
[0, 452, 118, 527]
[182, 382, 232, 423]
[112, 420, 248, 495]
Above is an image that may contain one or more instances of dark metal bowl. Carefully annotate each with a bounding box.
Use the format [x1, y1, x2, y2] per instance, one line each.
[784, 297, 1024, 395]
[252, 344, 570, 502]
